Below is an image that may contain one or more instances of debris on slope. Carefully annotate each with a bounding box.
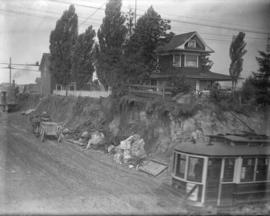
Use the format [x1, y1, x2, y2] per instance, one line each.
[19, 94, 265, 168]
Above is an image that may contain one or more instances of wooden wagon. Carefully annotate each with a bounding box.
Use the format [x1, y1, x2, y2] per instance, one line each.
[39, 121, 63, 142]
[171, 133, 270, 208]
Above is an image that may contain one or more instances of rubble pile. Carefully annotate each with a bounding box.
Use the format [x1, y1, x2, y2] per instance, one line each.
[109, 134, 146, 165]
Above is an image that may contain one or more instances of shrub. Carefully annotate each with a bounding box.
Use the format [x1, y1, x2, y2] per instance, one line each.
[240, 76, 257, 104]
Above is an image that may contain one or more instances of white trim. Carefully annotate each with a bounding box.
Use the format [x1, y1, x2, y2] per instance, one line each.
[235, 157, 242, 183]
[253, 158, 258, 182]
[217, 159, 225, 206]
[202, 157, 208, 204]
[172, 174, 204, 185]
[184, 154, 188, 179]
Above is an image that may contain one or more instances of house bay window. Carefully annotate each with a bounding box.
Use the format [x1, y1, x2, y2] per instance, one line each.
[173, 54, 181, 67]
[185, 54, 198, 68]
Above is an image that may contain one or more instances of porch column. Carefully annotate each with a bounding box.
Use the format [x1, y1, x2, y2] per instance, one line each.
[195, 80, 200, 92]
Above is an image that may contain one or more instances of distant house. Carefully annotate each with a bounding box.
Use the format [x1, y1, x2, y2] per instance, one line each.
[39, 53, 55, 96]
[23, 83, 40, 95]
[151, 31, 232, 92]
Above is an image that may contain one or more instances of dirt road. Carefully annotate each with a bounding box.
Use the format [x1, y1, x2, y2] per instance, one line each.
[0, 112, 187, 214]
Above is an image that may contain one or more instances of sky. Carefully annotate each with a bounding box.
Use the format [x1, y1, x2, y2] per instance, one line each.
[0, 0, 269, 85]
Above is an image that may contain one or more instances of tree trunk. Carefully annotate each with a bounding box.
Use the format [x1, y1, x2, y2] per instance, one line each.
[65, 86, 68, 96]
[231, 80, 235, 98]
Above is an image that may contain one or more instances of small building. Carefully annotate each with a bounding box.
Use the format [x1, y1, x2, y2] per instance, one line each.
[172, 133, 270, 207]
[152, 31, 232, 93]
[39, 53, 55, 96]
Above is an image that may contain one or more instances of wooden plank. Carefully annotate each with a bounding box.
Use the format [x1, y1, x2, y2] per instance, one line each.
[138, 160, 168, 176]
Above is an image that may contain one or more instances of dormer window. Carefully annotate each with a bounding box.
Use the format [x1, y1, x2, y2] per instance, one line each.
[187, 40, 196, 49]
[173, 54, 181, 67]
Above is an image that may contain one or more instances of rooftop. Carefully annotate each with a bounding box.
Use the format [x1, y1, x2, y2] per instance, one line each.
[156, 31, 214, 53]
[175, 133, 270, 157]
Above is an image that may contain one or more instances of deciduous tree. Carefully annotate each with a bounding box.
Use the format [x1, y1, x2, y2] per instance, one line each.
[49, 5, 78, 91]
[96, 0, 127, 90]
[229, 32, 247, 92]
[72, 26, 96, 89]
[126, 6, 173, 69]
[252, 51, 270, 106]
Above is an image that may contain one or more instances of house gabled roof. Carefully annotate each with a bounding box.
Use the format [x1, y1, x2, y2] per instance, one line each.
[156, 31, 214, 53]
[39, 53, 51, 71]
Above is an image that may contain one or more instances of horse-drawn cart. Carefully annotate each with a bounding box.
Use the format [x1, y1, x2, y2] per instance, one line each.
[39, 121, 63, 142]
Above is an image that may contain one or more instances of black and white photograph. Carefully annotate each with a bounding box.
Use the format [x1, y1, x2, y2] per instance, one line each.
[0, 0, 269, 214]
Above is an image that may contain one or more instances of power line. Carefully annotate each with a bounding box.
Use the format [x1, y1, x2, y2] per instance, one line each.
[47, 0, 106, 11]
[0, 8, 101, 31]
[2, 2, 269, 38]
[134, 5, 265, 33]
[47, 0, 269, 35]
[135, 11, 269, 35]
[79, 2, 106, 26]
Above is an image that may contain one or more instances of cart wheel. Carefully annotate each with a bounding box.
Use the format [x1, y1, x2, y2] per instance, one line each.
[40, 129, 45, 142]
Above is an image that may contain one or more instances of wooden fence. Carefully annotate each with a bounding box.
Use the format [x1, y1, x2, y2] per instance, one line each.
[53, 90, 111, 98]
[127, 84, 174, 98]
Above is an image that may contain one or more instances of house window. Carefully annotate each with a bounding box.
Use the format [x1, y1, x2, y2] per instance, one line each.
[56, 84, 62, 91]
[173, 54, 181, 67]
[69, 82, 76, 91]
[187, 157, 204, 182]
[175, 154, 186, 178]
[188, 40, 196, 48]
[185, 54, 198, 68]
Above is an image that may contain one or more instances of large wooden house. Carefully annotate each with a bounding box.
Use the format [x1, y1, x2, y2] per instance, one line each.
[151, 31, 232, 93]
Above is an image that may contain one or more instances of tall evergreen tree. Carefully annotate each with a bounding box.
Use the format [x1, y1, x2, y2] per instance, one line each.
[252, 51, 270, 106]
[96, 0, 127, 90]
[229, 32, 247, 92]
[72, 26, 96, 89]
[49, 5, 78, 90]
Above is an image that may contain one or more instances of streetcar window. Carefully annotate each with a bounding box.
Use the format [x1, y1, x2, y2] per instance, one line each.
[241, 158, 255, 182]
[175, 154, 186, 178]
[187, 157, 204, 182]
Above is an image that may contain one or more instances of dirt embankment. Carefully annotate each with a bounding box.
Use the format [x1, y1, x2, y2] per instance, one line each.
[19, 94, 266, 162]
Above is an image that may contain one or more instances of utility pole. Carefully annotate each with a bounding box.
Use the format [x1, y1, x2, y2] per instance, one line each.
[0, 59, 39, 85]
[9, 57, 11, 86]
[267, 33, 270, 53]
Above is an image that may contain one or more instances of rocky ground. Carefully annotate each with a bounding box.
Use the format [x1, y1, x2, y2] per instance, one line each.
[0, 112, 189, 214]
[3, 94, 268, 215]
